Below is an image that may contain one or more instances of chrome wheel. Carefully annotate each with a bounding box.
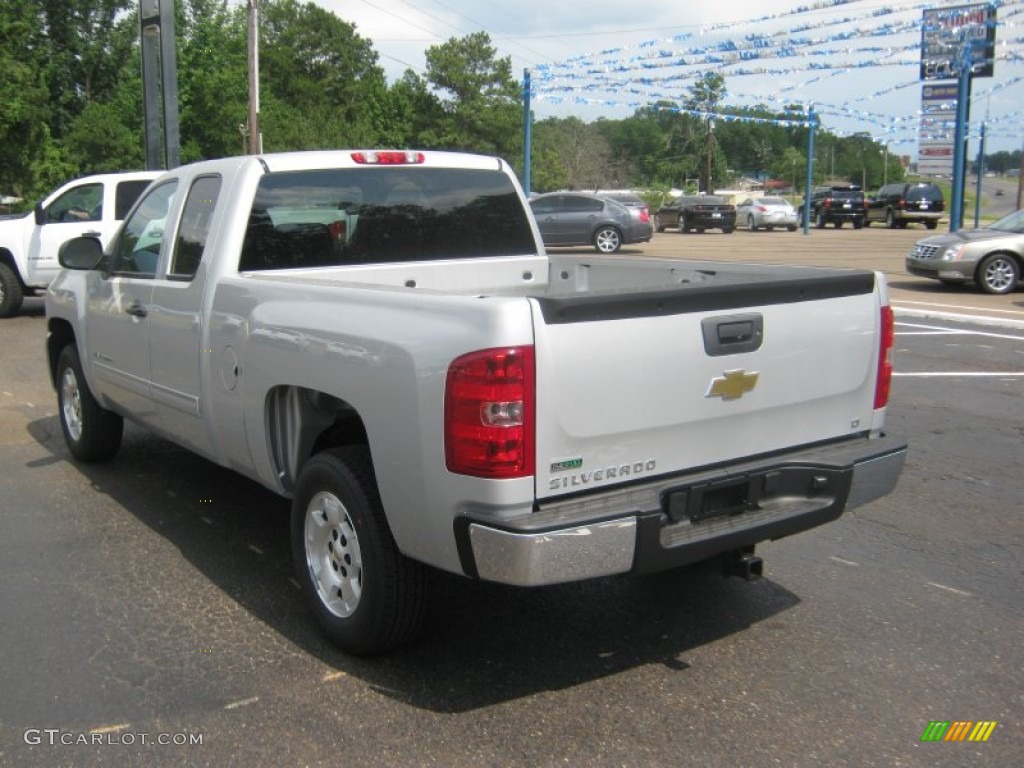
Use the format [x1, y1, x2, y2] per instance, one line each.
[304, 491, 363, 618]
[60, 366, 84, 443]
[594, 227, 621, 253]
[978, 254, 1019, 295]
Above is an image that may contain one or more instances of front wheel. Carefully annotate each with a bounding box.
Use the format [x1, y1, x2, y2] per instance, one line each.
[747, 215, 758, 231]
[292, 447, 426, 654]
[593, 226, 622, 253]
[0, 262, 24, 318]
[925, 220, 938, 230]
[56, 345, 123, 462]
[976, 253, 1020, 295]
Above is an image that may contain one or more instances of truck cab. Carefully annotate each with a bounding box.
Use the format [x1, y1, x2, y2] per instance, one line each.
[0, 171, 159, 316]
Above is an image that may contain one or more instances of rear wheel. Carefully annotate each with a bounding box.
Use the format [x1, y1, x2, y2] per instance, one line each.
[0, 262, 24, 318]
[852, 219, 863, 230]
[976, 254, 1020, 295]
[816, 209, 826, 229]
[56, 345, 123, 462]
[292, 447, 426, 654]
[886, 209, 897, 229]
[925, 220, 938, 230]
[593, 226, 622, 253]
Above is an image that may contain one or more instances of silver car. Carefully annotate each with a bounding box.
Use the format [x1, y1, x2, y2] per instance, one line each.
[530, 192, 653, 253]
[906, 209, 1024, 294]
[736, 197, 799, 231]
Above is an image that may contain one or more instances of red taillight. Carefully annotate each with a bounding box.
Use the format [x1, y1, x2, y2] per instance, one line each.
[756, 206, 768, 212]
[638, 207, 650, 223]
[351, 151, 425, 165]
[445, 347, 535, 478]
[875, 305, 894, 409]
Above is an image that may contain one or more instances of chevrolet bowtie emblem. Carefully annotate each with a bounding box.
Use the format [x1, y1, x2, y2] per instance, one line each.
[707, 370, 759, 400]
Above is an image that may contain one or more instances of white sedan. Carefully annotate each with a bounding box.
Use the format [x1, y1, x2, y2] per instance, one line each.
[736, 197, 799, 231]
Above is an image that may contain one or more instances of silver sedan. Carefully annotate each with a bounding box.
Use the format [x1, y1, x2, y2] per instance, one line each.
[736, 197, 799, 231]
[906, 209, 1024, 294]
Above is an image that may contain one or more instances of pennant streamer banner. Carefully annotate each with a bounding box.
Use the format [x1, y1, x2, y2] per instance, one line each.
[527, 0, 1024, 146]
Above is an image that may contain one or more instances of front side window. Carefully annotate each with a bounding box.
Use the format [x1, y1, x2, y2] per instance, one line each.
[111, 181, 178, 277]
[47, 183, 103, 223]
[240, 167, 536, 271]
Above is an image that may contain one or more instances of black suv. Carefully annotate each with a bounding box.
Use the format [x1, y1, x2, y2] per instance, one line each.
[866, 182, 944, 229]
[802, 185, 866, 229]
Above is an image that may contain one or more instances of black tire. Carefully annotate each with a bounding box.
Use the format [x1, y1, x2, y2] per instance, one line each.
[722, 227, 735, 234]
[925, 220, 938, 230]
[815, 209, 826, 229]
[747, 215, 757, 232]
[852, 219, 863, 230]
[0, 262, 24, 318]
[886, 209, 897, 229]
[975, 253, 1020, 295]
[56, 345, 123, 462]
[834, 220, 843, 229]
[787, 225, 797, 232]
[654, 215, 665, 233]
[593, 226, 622, 253]
[292, 447, 426, 654]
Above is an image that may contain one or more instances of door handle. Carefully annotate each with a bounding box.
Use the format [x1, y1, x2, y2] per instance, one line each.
[126, 303, 148, 318]
[82, 230, 102, 238]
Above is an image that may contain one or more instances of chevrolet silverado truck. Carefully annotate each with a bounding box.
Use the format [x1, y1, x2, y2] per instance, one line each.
[0, 171, 159, 316]
[45, 150, 906, 654]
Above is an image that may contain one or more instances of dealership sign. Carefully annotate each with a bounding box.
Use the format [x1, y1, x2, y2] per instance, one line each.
[920, 3, 997, 80]
[918, 84, 959, 175]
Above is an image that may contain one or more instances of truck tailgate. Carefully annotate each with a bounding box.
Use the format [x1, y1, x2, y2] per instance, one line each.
[530, 270, 882, 500]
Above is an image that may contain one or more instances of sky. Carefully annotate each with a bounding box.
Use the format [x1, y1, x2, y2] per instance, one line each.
[313, 0, 1024, 155]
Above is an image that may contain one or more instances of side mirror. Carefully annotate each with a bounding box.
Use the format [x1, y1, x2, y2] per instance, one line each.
[34, 201, 46, 226]
[58, 236, 104, 270]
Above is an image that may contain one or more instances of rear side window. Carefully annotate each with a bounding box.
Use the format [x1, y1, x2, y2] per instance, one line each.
[114, 180, 154, 219]
[240, 167, 536, 271]
[170, 175, 221, 280]
[563, 196, 604, 213]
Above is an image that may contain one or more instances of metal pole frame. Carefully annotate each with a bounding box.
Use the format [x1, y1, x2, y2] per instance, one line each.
[522, 69, 531, 196]
[802, 105, 816, 235]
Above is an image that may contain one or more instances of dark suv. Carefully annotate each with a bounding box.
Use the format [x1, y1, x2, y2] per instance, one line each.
[802, 185, 867, 229]
[866, 182, 944, 229]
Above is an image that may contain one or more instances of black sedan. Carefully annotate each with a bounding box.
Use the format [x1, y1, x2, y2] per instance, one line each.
[655, 195, 736, 234]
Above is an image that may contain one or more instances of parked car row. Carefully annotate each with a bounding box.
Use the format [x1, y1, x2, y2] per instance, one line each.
[797, 182, 946, 230]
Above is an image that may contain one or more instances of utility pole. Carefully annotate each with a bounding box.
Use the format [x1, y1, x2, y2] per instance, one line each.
[247, 0, 261, 154]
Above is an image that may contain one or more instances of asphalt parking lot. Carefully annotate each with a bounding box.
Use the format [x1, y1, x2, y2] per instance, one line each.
[1, 227, 1021, 767]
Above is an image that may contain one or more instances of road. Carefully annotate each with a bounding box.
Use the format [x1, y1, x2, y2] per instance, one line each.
[0, 231, 1021, 767]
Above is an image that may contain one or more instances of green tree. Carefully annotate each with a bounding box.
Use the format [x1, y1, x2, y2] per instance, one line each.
[422, 32, 521, 162]
[259, 0, 386, 150]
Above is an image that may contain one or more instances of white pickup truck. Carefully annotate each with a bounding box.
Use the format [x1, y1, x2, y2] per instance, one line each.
[0, 171, 159, 316]
[45, 150, 906, 654]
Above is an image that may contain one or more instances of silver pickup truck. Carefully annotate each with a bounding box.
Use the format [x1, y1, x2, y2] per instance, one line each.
[45, 150, 906, 654]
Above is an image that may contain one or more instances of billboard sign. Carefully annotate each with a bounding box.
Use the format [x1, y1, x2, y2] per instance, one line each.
[920, 3, 997, 80]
